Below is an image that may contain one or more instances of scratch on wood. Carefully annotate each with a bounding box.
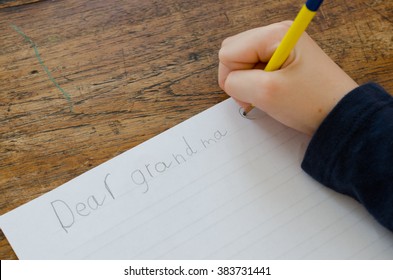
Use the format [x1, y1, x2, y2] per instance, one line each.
[353, 23, 369, 63]
[121, 48, 128, 78]
[10, 24, 74, 112]
[0, 0, 42, 9]
[319, 6, 327, 20]
[223, 11, 230, 23]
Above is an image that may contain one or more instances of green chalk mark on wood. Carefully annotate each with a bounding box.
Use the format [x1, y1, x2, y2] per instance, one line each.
[11, 24, 74, 112]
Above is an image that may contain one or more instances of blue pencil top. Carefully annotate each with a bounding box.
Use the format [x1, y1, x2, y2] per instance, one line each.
[305, 0, 324, 11]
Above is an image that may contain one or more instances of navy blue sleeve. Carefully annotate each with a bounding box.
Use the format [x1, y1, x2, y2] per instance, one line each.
[301, 83, 393, 231]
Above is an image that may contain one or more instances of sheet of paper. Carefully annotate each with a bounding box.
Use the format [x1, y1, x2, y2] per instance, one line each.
[1, 98, 392, 259]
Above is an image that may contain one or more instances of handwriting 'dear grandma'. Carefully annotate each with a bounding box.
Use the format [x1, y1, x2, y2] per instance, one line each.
[129, 130, 228, 192]
[51, 173, 115, 233]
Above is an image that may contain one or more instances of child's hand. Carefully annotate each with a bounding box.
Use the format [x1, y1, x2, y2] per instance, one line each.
[218, 21, 358, 135]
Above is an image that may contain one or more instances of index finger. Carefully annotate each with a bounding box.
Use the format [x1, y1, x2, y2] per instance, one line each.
[218, 21, 292, 89]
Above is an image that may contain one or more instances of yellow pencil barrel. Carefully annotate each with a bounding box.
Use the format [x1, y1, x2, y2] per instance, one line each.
[264, 5, 316, 72]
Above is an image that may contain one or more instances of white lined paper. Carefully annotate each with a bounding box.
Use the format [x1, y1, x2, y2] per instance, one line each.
[1, 98, 392, 259]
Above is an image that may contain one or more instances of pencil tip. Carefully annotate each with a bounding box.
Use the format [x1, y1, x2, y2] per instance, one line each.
[243, 105, 254, 116]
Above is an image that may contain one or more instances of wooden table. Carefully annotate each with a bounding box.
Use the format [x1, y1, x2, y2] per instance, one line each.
[0, 0, 392, 259]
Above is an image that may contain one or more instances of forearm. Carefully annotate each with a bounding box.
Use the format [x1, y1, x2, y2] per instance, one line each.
[302, 83, 393, 231]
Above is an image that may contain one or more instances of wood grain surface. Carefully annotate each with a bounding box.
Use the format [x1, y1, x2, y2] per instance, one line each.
[0, 0, 42, 9]
[0, 0, 392, 259]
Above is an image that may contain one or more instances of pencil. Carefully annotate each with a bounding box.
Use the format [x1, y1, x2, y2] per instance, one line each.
[243, 0, 324, 116]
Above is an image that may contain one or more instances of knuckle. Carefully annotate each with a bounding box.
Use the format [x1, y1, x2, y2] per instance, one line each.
[218, 46, 227, 62]
[272, 20, 293, 36]
[281, 20, 294, 27]
[255, 75, 280, 107]
[224, 71, 237, 93]
[221, 36, 232, 47]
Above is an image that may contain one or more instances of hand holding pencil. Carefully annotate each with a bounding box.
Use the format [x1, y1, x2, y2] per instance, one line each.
[218, 1, 358, 135]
